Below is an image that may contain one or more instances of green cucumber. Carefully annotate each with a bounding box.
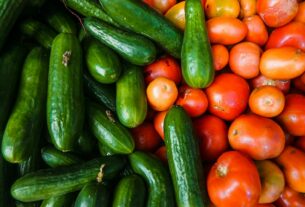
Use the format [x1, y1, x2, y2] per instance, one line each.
[98, 142, 116, 156]
[84, 17, 156, 66]
[2, 47, 48, 163]
[40, 193, 75, 207]
[128, 151, 174, 207]
[87, 102, 135, 154]
[164, 106, 208, 207]
[112, 174, 146, 207]
[19, 19, 57, 49]
[11, 156, 126, 202]
[181, 0, 214, 88]
[84, 38, 122, 84]
[22, 0, 46, 17]
[99, 0, 183, 58]
[116, 64, 147, 128]
[76, 130, 97, 155]
[47, 33, 84, 152]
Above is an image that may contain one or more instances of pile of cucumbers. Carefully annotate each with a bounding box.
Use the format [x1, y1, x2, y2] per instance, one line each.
[0, 0, 213, 206]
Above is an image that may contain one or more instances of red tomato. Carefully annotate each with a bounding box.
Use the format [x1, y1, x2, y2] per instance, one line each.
[207, 151, 261, 207]
[206, 73, 250, 121]
[295, 136, 305, 152]
[211, 44, 229, 71]
[277, 94, 305, 136]
[265, 21, 305, 51]
[275, 146, 305, 193]
[275, 185, 305, 207]
[143, 0, 176, 14]
[292, 76, 305, 92]
[239, 0, 257, 18]
[176, 85, 208, 117]
[153, 110, 168, 139]
[251, 74, 291, 94]
[165, 1, 185, 30]
[294, 1, 305, 23]
[207, 17, 248, 45]
[154, 145, 167, 163]
[255, 204, 275, 207]
[228, 114, 285, 160]
[243, 15, 269, 46]
[204, 0, 240, 18]
[193, 115, 229, 162]
[257, 0, 299, 27]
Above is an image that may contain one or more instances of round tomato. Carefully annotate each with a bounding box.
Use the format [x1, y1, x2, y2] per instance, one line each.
[239, 0, 257, 18]
[206, 73, 250, 121]
[204, 0, 240, 18]
[193, 115, 229, 162]
[255, 204, 276, 207]
[292, 76, 305, 92]
[211, 44, 229, 71]
[277, 94, 305, 136]
[143, 0, 176, 14]
[295, 136, 305, 152]
[165, 1, 185, 30]
[294, 1, 305, 23]
[207, 151, 261, 207]
[275, 146, 305, 193]
[154, 145, 167, 163]
[153, 110, 168, 139]
[228, 114, 285, 160]
[275, 185, 305, 207]
[243, 15, 269, 46]
[250, 74, 291, 94]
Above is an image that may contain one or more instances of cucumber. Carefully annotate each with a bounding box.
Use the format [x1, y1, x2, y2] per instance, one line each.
[0, 0, 27, 50]
[40, 193, 75, 207]
[116, 64, 147, 128]
[98, 142, 116, 156]
[47, 33, 84, 152]
[41, 146, 83, 168]
[2, 47, 49, 163]
[22, 0, 46, 17]
[19, 19, 57, 49]
[84, 17, 156, 66]
[84, 38, 122, 84]
[112, 174, 146, 207]
[164, 106, 208, 207]
[76, 130, 98, 155]
[11, 156, 126, 202]
[87, 101, 135, 154]
[128, 151, 174, 207]
[181, 0, 214, 88]
[99, 0, 183, 58]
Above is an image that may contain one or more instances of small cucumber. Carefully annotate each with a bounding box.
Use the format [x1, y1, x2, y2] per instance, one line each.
[40, 193, 75, 207]
[84, 17, 156, 66]
[98, 142, 116, 157]
[76, 130, 98, 155]
[128, 151, 174, 207]
[116, 64, 147, 128]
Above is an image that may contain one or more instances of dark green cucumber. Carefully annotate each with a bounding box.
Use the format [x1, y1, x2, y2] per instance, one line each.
[112, 174, 146, 207]
[116, 64, 147, 128]
[87, 102, 135, 154]
[76, 130, 97, 155]
[41, 146, 83, 168]
[98, 142, 116, 156]
[84, 17, 156, 66]
[2, 47, 48, 163]
[47, 33, 84, 152]
[19, 19, 57, 49]
[181, 0, 214, 88]
[40, 193, 75, 207]
[22, 0, 46, 17]
[74, 182, 110, 207]
[83, 72, 116, 112]
[11, 156, 126, 202]
[164, 106, 208, 207]
[0, 0, 27, 50]
[99, 0, 183, 58]
[84, 38, 122, 84]
[128, 151, 174, 207]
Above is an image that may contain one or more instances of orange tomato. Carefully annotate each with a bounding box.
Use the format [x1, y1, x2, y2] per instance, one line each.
[204, 0, 240, 18]
[211, 44, 229, 71]
[294, 1, 305, 23]
[275, 185, 305, 207]
[165, 1, 185, 30]
[207, 17, 248, 45]
[153, 110, 168, 139]
[275, 146, 305, 193]
[251, 74, 291, 94]
[143, 0, 176, 14]
[260, 47, 305, 80]
[239, 0, 257, 18]
[146, 77, 178, 111]
[229, 41, 262, 79]
[243, 15, 269, 46]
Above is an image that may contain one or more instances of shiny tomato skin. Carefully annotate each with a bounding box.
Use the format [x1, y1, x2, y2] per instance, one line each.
[292, 76, 305, 92]
[211, 44, 229, 71]
[294, 1, 305, 23]
[255, 204, 275, 207]
[250, 74, 291, 94]
[153, 110, 167, 139]
[275, 185, 305, 207]
[206, 73, 250, 121]
[143, 0, 177, 14]
[243, 15, 269, 46]
[204, 0, 240, 18]
[207, 151, 261, 207]
[239, 0, 257, 18]
[165, 1, 185, 30]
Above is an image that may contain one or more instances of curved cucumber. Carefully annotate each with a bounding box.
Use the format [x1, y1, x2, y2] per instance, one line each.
[98, 142, 116, 157]
[40, 193, 75, 207]
[76, 130, 98, 155]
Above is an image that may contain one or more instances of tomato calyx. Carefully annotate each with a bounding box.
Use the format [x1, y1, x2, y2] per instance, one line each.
[216, 164, 228, 177]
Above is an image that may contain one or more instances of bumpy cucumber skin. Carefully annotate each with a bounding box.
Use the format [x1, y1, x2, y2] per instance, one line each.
[40, 193, 75, 207]
[47, 33, 84, 152]
[164, 106, 208, 207]
[181, 0, 214, 88]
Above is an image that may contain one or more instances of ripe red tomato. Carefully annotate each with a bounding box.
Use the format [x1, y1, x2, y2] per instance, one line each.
[292, 76, 305, 92]
[154, 145, 167, 163]
[243, 15, 269, 46]
[211, 44, 229, 71]
[153, 110, 168, 139]
[251, 74, 291, 94]
[228, 114, 285, 160]
[143, 0, 177, 14]
[255, 204, 275, 207]
[193, 115, 229, 162]
[206, 73, 250, 121]
[207, 151, 261, 207]
[275, 185, 305, 207]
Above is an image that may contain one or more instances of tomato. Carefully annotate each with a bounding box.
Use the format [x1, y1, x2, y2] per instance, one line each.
[275, 146, 305, 193]
[265, 21, 305, 51]
[257, 0, 299, 27]
[275, 185, 305, 207]
[211, 44, 229, 71]
[294, 1, 305, 23]
[239, 0, 257, 18]
[295, 136, 305, 152]
[255, 160, 285, 203]
[292, 76, 305, 92]
[204, 0, 240, 18]
[243, 15, 269, 46]
[146, 77, 178, 111]
[301, 72, 305, 84]
[193, 115, 229, 162]
[251, 74, 291, 94]
[206, 73, 250, 121]
[229, 41, 262, 79]
[207, 151, 261, 207]
[207, 17, 248, 45]
[277, 94, 305, 136]
[228, 114, 285, 160]
[249, 86, 285, 117]
[165, 1, 185, 30]
[285, 131, 295, 146]
[260, 47, 305, 80]
[176, 85, 208, 117]
[255, 204, 276, 207]
[143, 0, 177, 14]
[154, 145, 167, 163]
[153, 110, 167, 139]
[144, 55, 181, 85]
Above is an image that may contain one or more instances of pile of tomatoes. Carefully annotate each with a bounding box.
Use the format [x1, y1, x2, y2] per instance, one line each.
[130, 0, 305, 206]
